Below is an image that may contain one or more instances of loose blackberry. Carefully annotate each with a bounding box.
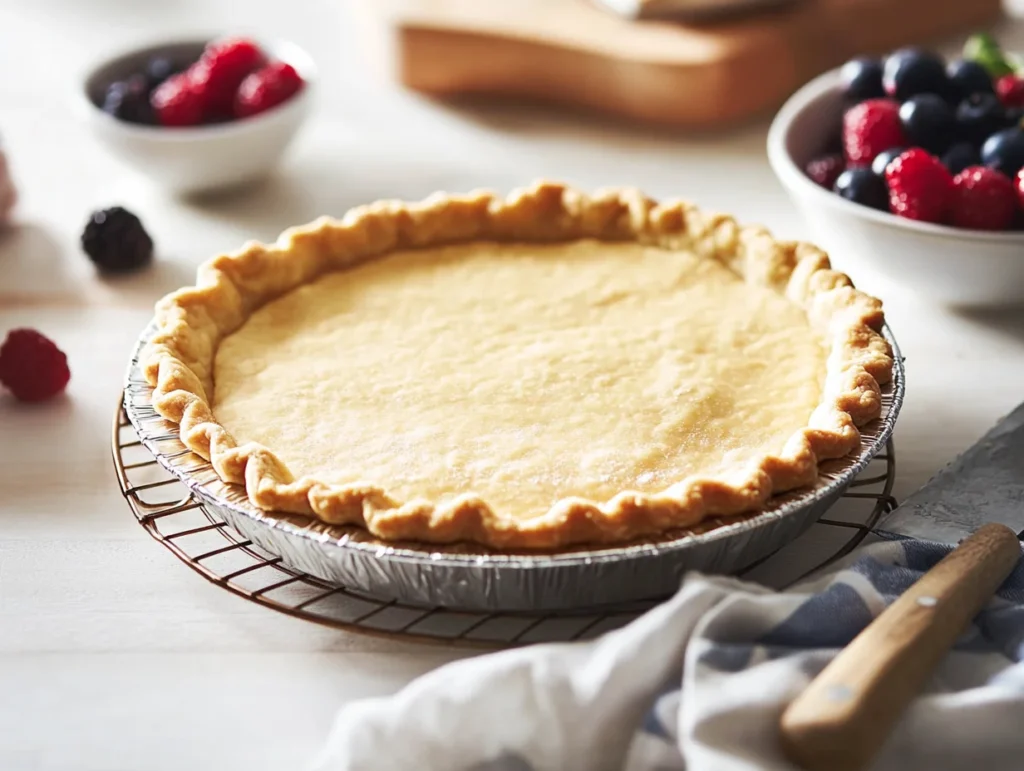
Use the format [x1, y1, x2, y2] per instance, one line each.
[81, 207, 154, 274]
[102, 75, 154, 125]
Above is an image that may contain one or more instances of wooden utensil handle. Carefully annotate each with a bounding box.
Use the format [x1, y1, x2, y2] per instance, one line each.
[779, 523, 1021, 771]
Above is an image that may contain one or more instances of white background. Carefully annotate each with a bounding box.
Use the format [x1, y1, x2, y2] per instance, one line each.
[4, 1, 1024, 769]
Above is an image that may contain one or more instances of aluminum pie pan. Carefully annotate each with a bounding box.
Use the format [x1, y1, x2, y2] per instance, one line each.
[124, 322, 904, 612]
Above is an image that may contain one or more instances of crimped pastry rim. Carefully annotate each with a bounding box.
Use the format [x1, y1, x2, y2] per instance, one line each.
[142, 181, 893, 550]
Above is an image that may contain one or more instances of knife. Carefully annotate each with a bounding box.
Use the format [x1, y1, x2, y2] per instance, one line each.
[779, 402, 1024, 771]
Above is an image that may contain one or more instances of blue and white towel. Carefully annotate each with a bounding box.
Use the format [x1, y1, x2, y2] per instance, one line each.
[311, 536, 1024, 771]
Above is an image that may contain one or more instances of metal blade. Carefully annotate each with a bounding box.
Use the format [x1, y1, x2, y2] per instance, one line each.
[880, 402, 1024, 544]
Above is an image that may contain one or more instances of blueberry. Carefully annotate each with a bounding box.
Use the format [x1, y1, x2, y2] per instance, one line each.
[1008, 107, 1024, 128]
[946, 58, 994, 100]
[981, 128, 1024, 177]
[899, 94, 956, 154]
[833, 168, 889, 211]
[144, 56, 180, 90]
[956, 93, 1007, 145]
[883, 49, 951, 101]
[941, 142, 980, 175]
[101, 74, 154, 125]
[840, 57, 885, 102]
[871, 147, 906, 177]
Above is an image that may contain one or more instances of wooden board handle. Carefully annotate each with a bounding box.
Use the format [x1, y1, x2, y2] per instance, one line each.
[779, 523, 1021, 771]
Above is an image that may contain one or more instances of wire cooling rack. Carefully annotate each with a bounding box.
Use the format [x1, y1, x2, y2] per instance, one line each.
[112, 398, 897, 647]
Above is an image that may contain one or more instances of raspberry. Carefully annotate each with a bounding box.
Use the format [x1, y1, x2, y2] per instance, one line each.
[805, 154, 845, 189]
[1016, 168, 1024, 210]
[81, 207, 154, 273]
[234, 62, 304, 119]
[842, 99, 906, 167]
[192, 38, 266, 119]
[995, 74, 1024, 109]
[151, 73, 204, 127]
[885, 149, 954, 224]
[0, 329, 70, 402]
[951, 166, 1018, 230]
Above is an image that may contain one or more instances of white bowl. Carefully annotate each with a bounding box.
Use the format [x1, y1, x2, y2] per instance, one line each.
[768, 69, 1024, 307]
[78, 38, 315, 195]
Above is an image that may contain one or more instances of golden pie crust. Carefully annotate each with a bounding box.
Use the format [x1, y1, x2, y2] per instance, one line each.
[143, 181, 892, 549]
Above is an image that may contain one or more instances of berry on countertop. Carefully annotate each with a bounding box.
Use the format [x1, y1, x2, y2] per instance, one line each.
[941, 142, 981, 176]
[144, 56, 180, 90]
[951, 166, 1018, 230]
[883, 49, 951, 102]
[956, 93, 1007, 145]
[102, 75, 154, 125]
[191, 37, 266, 119]
[234, 61, 304, 119]
[80, 207, 154, 274]
[842, 99, 906, 167]
[996, 74, 1024, 109]
[981, 128, 1024, 177]
[840, 58, 885, 102]
[805, 154, 845, 189]
[899, 94, 956, 154]
[0, 329, 70, 403]
[947, 58, 994, 100]
[151, 72, 204, 127]
[833, 168, 888, 211]
[870, 147, 906, 177]
[885, 148, 955, 224]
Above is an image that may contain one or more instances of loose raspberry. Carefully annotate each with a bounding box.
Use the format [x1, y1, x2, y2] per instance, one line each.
[805, 154, 845, 189]
[995, 74, 1024, 109]
[843, 99, 906, 167]
[952, 166, 1017, 230]
[192, 38, 266, 119]
[234, 62, 304, 119]
[885, 149, 954, 224]
[0, 329, 70, 402]
[151, 73, 204, 127]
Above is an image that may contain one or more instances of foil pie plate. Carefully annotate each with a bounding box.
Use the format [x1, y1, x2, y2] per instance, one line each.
[124, 324, 904, 612]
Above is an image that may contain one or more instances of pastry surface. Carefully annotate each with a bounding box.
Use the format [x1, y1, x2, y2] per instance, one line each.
[213, 240, 826, 520]
[142, 182, 892, 548]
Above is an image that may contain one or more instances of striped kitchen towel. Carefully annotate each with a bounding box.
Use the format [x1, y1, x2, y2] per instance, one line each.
[312, 535, 1024, 771]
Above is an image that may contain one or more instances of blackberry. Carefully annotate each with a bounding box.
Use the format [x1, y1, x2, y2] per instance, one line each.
[102, 75, 154, 125]
[899, 94, 956, 154]
[81, 207, 154, 274]
[833, 168, 888, 211]
[956, 93, 1007, 145]
[942, 142, 981, 175]
[946, 58, 994, 100]
[883, 49, 951, 102]
[144, 56, 180, 90]
[840, 58, 885, 102]
[871, 147, 906, 177]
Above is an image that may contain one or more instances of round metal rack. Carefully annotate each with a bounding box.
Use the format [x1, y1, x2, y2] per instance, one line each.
[112, 398, 897, 647]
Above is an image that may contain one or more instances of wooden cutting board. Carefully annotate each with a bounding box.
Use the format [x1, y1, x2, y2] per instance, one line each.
[353, 0, 1004, 128]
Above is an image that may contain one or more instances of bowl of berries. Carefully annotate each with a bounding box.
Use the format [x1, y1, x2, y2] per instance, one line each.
[79, 36, 314, 195]
[768, 34, 1024, 306]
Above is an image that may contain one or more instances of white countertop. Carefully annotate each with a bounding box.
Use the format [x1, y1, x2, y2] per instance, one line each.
[4, 2, 1024, 769]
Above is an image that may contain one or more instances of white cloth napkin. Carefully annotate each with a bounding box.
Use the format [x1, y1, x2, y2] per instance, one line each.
[311, 536, 1024, 771]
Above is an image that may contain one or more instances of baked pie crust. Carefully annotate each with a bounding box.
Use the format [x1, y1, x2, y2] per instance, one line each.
[143, 181, 892, 549]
